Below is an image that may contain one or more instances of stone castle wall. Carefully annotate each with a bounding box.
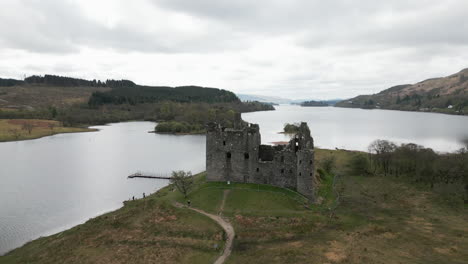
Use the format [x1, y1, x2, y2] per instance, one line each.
[206, 121, 315, 201]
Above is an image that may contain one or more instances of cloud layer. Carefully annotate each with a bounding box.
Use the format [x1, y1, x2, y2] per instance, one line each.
[1, 0, 467, 99]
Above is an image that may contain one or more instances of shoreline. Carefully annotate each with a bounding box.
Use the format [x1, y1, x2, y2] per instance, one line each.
[0, 119, 97, 143]
[334, 105, 468, 117]
[0, 178, 177, 257]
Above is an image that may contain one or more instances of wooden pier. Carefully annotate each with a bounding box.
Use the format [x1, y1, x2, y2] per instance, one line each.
[127, 172, 171, 180]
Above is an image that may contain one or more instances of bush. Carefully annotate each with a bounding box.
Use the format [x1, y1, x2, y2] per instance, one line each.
[283, 123, 300, 133]
[320, 155, 336, 174]
[349, 153, 370, 176]
[155, 121, 204, 134]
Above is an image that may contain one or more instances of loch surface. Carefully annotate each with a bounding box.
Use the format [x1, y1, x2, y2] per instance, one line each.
[0, 122, 205, 255]
[243, 105, 468, 152]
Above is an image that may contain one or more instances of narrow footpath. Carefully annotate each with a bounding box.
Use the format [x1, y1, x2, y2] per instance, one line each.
[173, 191, 234, 264]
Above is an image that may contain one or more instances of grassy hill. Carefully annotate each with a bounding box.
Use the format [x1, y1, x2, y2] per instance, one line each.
[0, 75, 240, 110]
[2, 149, 466, 264]
[0, 75, 274, 137]
[336, 68, 468, 115]
[0, 84, 110, 109]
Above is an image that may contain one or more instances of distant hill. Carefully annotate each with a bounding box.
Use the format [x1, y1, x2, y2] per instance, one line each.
[0, 74, 241, 109]
[336, 68, 468, 115]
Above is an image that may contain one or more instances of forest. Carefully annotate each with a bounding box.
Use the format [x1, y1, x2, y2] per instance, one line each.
[88, 85, 240, 106]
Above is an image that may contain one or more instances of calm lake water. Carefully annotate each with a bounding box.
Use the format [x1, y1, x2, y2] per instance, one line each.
[1, 106, 468, 255]
[243, 105, 468, 152]
[0, 122, 205, 255]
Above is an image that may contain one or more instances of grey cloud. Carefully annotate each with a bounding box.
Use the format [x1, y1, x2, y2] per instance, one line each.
[155, 0, 468, 51]
[0, 0, 250, 54]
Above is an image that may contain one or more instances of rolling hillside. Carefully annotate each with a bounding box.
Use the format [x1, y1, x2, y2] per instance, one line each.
[336, 68, 468, 115]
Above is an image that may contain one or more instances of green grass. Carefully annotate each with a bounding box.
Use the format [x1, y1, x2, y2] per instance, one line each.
[175, 178, 310, 216]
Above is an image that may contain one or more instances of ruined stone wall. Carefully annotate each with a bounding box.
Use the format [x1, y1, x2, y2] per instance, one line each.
[206, 121, 315, 201]
[206, 123, 260, 183]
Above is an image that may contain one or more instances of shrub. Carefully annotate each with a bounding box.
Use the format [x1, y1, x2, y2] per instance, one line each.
[349, 153, 370, 176]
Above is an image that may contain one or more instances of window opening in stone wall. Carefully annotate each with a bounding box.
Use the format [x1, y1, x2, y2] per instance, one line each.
[281, 169, 285, 173]
[310, 173, 313, 176]
[256, 168, 259, 172]
[310, 160, 312, 164]
[223, 140, 226, 146]
[299, 172, 302, 176]
[299, 160, 302, 164]
[226, 152, 231, 159]
[295, 141, 299, 152]
[244, 153, 249, 159]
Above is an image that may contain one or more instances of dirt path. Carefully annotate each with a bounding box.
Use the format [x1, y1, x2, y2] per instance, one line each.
[218, 190, 230, 215]
[173, 202, 234, 264]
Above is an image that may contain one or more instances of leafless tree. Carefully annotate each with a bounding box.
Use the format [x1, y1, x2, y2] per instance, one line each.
[8, 128, 21, 140]
[368, 139, 397, 176]
[21, 122, 35, 135]
[47, 122, 56, 131]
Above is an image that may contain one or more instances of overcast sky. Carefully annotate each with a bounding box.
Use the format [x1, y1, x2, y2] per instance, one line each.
[0, 0, 467, 99]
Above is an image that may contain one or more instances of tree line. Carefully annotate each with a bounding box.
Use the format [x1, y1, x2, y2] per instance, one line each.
[350, 139, 468, 202]
[88, 85, 240, 107]
[0, 78, 24, 87]
[0, 101, 274, 132]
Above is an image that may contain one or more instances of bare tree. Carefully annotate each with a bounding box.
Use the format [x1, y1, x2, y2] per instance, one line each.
[21, 122, 35, 135]
[368, 139, 397, 176]
[8, 128, 21, 140]
[170, 171, 194, 198]
[47, 122, 56, 131]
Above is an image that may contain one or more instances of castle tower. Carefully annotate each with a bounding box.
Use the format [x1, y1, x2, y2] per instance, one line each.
[206, 123, 260, 183]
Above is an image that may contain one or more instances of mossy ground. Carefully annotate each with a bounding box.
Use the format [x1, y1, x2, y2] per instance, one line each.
[0, 119, 94, 142]
[1, 149, 467, 264]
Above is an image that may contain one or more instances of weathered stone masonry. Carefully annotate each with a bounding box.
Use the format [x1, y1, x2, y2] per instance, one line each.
[206, 121, 316, 201]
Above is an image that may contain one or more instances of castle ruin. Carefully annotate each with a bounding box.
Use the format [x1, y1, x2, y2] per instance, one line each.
[206, 120, 316, 201]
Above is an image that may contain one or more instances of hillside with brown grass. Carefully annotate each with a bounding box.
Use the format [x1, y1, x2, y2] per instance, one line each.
[0, 84, 110, 110]
[336, 68, 468, 115]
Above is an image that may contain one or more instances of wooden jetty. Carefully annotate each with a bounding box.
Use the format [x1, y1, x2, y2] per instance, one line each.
[128, 172, 171, 180]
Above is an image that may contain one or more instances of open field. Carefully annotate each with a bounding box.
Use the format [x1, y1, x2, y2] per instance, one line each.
[0, 119, 95, 142]
[1, 150, 467, 263]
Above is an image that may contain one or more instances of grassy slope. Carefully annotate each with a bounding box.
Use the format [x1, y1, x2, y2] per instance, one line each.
[335, 69, 468, 115]
[0, 119, 94, 142]
[2, 149, 467, 263]
[1, 185, 224, 264]
[0, 85, 110, 109]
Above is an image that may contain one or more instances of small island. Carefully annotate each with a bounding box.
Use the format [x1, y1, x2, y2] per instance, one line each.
[300, 100, 329, 107]
[282, 123, 300, 134]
